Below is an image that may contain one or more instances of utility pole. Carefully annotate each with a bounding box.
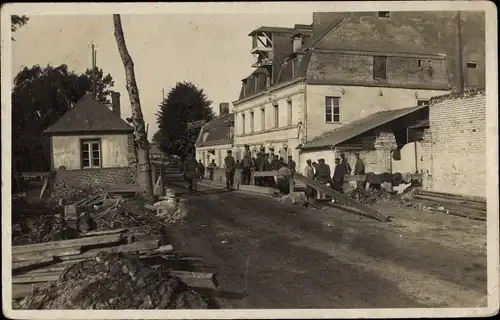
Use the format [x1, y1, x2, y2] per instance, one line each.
[91, 43, 97, 98]
[456, 11, 464, 94]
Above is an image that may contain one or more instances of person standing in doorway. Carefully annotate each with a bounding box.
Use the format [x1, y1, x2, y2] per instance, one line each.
[224, 150, 236, 191]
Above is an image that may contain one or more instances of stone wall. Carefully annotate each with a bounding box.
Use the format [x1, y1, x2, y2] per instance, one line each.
[53, 167, 133, 189]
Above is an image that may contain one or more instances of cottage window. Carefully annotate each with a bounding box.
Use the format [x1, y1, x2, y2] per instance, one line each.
[466, 62, 478, 87]
[273, 103, 279, 128]
[287, 100, 293, 126]
[325, 97, 341, 123]
[417, 59, 423, 67]
[81, 139, 101, 169]
[373, 56, 387, 79]
[250, 111, 255, 133]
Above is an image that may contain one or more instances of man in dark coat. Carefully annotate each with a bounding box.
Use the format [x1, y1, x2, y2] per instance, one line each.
[183, 154, 199, 191]
[224, 150, 236, 191]
[332, 157, 346, 193]
[207, 159, 217, 180]
[197, 159, 205, 179]
[242, 145, 252, 185]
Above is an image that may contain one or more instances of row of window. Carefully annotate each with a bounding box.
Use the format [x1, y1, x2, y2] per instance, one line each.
[240, 100, 294, 134]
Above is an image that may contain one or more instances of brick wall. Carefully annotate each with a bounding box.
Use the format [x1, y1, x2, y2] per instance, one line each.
[312, 11, 485, 91]
[307, 52, 449, 90]
[421, 91, 486, 197]
[53, 167, 133, 189]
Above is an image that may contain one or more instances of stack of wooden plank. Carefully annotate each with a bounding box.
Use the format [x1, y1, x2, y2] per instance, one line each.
[12, 228, 218, 300]
[411, 189, 487, 221]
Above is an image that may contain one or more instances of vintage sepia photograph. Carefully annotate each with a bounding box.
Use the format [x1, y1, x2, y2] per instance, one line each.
[2, 1, 498, 319]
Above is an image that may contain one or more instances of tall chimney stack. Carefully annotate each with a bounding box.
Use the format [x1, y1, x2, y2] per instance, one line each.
[111, 91, 121, 117]
[219, 102, 230, 115]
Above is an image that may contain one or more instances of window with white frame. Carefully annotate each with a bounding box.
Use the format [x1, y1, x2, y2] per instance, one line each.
[287, 100, 293, 126]
[273, 103, 279, 128]
[325, 97, 341, 123]
[81, 139, 101, 168]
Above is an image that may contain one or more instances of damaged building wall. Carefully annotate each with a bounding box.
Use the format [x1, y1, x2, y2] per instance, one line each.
[299, 131, 397, 174]
[421, 92, 486, 198]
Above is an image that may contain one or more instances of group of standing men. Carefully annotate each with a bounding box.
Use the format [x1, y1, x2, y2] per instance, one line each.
[182, 147, 366, 196]
[302, 152, 365, 199]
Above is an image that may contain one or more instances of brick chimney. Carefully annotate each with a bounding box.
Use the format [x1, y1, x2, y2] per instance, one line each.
[111, 91, 121, 117]
[219, 102, 230, 115]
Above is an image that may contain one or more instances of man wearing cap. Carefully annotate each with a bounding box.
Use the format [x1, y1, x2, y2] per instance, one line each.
[224, 150, 236, 191]
[353, 152, 366, 188]
[332, 157, 346, 193]
[242, 145, 252, 185]
[182, 153, 199, 192]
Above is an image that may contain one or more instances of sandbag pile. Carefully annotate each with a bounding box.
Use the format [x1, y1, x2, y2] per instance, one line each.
[16, 252, 208, 310]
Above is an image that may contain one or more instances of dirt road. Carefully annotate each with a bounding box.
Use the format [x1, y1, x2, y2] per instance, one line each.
[164, 175, 487, 309]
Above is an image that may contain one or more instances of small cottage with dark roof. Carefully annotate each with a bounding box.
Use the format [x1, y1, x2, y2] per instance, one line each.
[43, 92, 137, 186]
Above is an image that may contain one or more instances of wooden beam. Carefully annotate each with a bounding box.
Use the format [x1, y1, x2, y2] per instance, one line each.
[12, 257, 56, 273]
[12, 283, 45, 299]
[12, 233, 125, 255]
[13, 272, 61, 284]
[169, 270, 218, 290]
[13, 248, 82, 262]
[59, 240, 161, 261]
[293, 173, 390, 222]
[261, 32, 272, 44]
[253, 170, 292, 177]
[81, 228, 128, 237]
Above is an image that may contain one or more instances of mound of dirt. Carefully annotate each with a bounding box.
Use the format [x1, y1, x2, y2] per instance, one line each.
[348, 187, 395, 205]
[17, 252, 209, 310]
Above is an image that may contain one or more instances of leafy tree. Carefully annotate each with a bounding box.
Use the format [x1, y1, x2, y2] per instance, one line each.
[11, 64, 115, 172]
[155, 82, 215, 157]
[11, 15, 29, 40]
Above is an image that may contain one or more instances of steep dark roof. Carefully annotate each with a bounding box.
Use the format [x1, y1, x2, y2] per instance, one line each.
[196, 113, 235, 148]
[301, 105, 428, 150]
[44, 94, 133, 135]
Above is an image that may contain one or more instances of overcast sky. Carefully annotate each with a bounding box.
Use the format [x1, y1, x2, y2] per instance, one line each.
[11, 13, 312, 138]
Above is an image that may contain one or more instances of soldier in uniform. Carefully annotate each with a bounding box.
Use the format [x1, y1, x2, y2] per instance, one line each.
[242, 145, 252, 185]
[224, 150, 236, 191]
[182, 153, 199, 191]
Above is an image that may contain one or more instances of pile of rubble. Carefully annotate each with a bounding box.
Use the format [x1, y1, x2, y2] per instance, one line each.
[11, 198, 74, 246]
[48, 181, 96, 203]
[144, 189, 188, 226]
[348, 187, 396, 205]
[16, 252, 208, 310]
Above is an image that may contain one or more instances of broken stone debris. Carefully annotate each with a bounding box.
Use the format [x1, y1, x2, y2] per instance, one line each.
[16, 252, 208, 310]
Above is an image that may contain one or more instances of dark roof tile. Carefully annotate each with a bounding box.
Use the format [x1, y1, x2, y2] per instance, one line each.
[43, 94, 133, 135]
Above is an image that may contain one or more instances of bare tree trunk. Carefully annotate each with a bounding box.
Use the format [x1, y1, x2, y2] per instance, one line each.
[113, 14, 154, 200]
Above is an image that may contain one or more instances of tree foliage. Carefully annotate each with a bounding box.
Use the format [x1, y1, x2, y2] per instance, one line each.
[11, 15, 29, 40]
[155, 82, 215, 157]
[12, 64, 115, 172]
